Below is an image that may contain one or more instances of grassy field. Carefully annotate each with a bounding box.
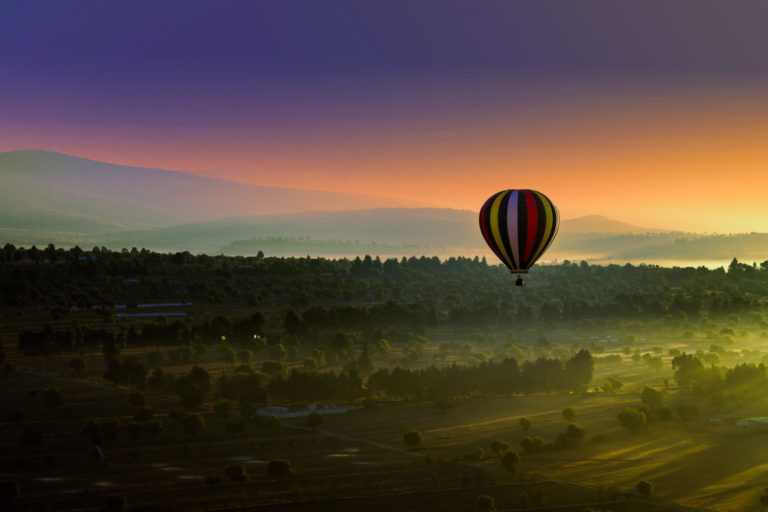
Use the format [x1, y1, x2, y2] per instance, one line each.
[5, 353, 765, 511]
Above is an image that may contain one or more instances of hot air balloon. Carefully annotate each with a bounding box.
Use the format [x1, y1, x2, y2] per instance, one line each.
[479, 189, 559, 286]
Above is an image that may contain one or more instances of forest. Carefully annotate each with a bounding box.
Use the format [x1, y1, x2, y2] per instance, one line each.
[3, 245, 768, 511]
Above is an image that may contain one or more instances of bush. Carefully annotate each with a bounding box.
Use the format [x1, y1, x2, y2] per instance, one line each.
[91, 446, 104, 462]
[134, 406, 154, 422]
[640, 387, 663, 409]
[103, 494, 127, 512]
[636, 480, 653, 496]
[182, 414, 206, 438]
[490, 440, 509, 455]
[214, 401, 232, 419]
[561, 408, 576, 421]
[266, 459, 293, 481]
[224, 463, 248, 484]
[226, 420, 246, 434]
[68, 357, 86, 376]
[43, 387, 64, 408]
[127, 391, 146, 409]
[476, 494, 496, 511]
[519, 417, 532, 431]
[501, 451, 520, 474]
[305, 412, 323, 428]
[403, 430, 423, 449]
[618, 408, 647, 434]
[519, 436, 544, 453]
[554, 423, 585, 449]
[205, 475, 222, 487]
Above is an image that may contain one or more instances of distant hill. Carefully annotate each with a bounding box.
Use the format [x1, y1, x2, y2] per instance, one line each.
[0, 150, 417, 233]
[560, 215, 667, 234]
[97, 208, 680, 255]
[99, 208, 481, 253]
[2, 152, 765, 265]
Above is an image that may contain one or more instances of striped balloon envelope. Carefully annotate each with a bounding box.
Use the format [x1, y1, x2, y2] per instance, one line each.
[479, 189, 559, 278]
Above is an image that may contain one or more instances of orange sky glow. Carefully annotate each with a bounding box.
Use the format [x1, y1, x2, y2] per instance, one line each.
[6, 84, 768, 233]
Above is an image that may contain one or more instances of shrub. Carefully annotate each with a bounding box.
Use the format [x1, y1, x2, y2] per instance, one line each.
[636, 480, 653, 496]
[266, 459, 293, 481]
[403, 430, 423, 449]
[305, 412, 323, 428]
[104, 494, 127, 512]
[224, 463, 248, 484]
[476, 494, 496, 511]
[618, 408, 647, 434]
[42, 387, 64, 408]
[554, 423, 585, 449]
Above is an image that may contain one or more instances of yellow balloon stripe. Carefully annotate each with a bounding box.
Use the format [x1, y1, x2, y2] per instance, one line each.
[489, 191, 514, 268]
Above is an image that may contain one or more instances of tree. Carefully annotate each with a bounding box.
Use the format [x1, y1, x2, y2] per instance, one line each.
[603, 376, 623, 393]
[126, 422, 142, 442]
[102, 340, 120, 363]
[144, 420, 163, 439]
[760, 487, 768, 507]
[564, 349, 593, 390]
[237, 350, 253, 364]
[403, 430, 423, 449]
[68, 356, 86, 376]
[176, 368, 209, 409]
[476, 494, 496, 511]
[90, 445, 104, 462]
[219, 346, 236, 365]
[182, 413, 206, 438]
[640, 387, 663, 410]
[519, 417, 531, 431]
[133, 406, 154, 422]
[262, 360, 286, 377]
[103, 494, 127, 512]
[555, 423, 585, 449]
[214, 401, 232, 419]
[266, 459, 293, 481]
[561, 407, 576, 421]
[224, 463, 248, 484]
[305, 412, 323, 428]
[501, 451, 520, 475]
[490, 440, 509, 455]
[127, 391, 146, 409]
[636, 480, 653, 497]
[43, 387, 64, 408]
[521, 436, 545, 454]
[672, 353, 704, 389]
[618, 408, 647, 434]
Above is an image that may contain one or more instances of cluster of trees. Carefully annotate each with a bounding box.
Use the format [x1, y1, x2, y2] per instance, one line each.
[5, 245, 768, 341]
[618, 387, 702, 434]
[673, 353, 768, 403]
[367, 351, 593, 399]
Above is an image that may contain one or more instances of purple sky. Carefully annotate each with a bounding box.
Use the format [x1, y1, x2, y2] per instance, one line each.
[3, 1, 768, 230]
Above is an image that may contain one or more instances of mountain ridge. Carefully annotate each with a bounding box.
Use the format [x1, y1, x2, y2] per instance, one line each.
[0, 149, 420, 231]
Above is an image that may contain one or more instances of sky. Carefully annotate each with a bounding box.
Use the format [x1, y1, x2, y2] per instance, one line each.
[2, 1, 768, 232]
